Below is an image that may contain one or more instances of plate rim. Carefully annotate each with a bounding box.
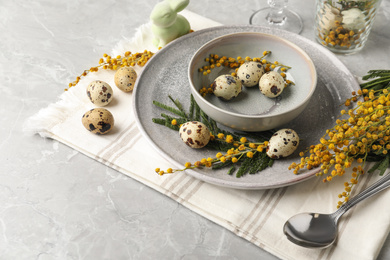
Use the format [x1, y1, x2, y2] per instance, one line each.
[132, 25, 360, 190]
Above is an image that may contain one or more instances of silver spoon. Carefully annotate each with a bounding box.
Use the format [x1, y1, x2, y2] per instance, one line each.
[283, 172, 390, 248]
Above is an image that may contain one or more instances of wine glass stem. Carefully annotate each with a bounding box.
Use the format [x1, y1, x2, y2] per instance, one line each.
[267, 0, 288, 24]
[267, 9, 286, 24]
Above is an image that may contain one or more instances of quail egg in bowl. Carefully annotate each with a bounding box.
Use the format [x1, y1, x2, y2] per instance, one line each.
[188, 32, 317, 132]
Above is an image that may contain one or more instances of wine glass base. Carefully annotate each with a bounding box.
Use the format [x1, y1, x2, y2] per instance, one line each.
[249, 7, 303, 34]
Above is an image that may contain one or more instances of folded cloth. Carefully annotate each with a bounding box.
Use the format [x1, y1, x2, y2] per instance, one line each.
[25, 10, 390, 260]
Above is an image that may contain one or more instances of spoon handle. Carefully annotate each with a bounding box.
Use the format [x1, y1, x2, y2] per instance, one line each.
[333, 173, 390, 222]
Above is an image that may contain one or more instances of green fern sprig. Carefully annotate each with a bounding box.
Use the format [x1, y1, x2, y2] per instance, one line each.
[360, 70, 390, 91]
[152, 100, 187, 118]
[362, 70, 390, 80]
[152, 94, 274, 177]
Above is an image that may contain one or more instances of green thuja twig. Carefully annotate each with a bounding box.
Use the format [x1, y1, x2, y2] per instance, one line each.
[152, 94, 275, 177]
[152, 100, 187, 118]
[362, 70, 390, 80]
[169, 95, 188, 120]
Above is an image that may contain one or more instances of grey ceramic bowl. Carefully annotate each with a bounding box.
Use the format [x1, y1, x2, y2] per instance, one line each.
[188, 32, 317, 132]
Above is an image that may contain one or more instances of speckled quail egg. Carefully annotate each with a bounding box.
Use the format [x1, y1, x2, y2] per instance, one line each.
[86, 80, 113, 106]
[266, 129, 299, 159]
[259, 71, 285, 98]
[82, 108, 114, 135]
[114, 67, 137, 92]
[212, 74, 242, 100]
[237, 61, 265, 87]
[179, 121, 211, 148]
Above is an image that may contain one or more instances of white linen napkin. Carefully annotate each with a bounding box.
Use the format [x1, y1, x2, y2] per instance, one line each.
[24, 10, 390, 260]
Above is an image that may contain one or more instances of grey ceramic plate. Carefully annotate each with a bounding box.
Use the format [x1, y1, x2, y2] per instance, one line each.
[133, 25, 360, 190]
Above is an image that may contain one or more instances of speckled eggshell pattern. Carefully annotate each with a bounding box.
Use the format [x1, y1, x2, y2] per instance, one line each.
[179, 121, 210, 148]
[82, 108, 114, 135]
[266, 129, 299, 159]
[114, 67, 138, 92]
[212, 74, 242, 100]
[86, 80, 113, 106]
[237, 61, 265, 87]
[259, 71, 285, 98]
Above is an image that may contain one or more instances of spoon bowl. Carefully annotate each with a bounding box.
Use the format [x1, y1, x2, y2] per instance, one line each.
[284, 213, 337, 248]
[283, 173, 390, 248]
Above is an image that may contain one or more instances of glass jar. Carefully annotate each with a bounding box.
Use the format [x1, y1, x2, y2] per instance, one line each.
[315, 0, 382, 54]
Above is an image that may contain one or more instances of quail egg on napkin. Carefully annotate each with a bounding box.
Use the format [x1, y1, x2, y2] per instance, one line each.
[114, 67, 138, 92]
[86, 80, 113, 106]
[82, 108, 115, 135]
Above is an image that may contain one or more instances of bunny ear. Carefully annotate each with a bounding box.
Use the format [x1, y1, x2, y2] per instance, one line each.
[167, 0, 189, 13]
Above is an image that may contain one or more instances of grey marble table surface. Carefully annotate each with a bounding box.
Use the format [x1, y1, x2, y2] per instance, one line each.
[1, 0, 389, 259]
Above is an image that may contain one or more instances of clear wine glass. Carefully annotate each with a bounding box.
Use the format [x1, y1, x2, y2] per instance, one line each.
[249, 0, 303, 34]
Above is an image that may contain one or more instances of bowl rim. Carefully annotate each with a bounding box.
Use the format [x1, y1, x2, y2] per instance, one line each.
[187, 31, 318, 119]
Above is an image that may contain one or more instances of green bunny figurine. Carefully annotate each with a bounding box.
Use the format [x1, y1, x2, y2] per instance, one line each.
[150, 0, 191, 48]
